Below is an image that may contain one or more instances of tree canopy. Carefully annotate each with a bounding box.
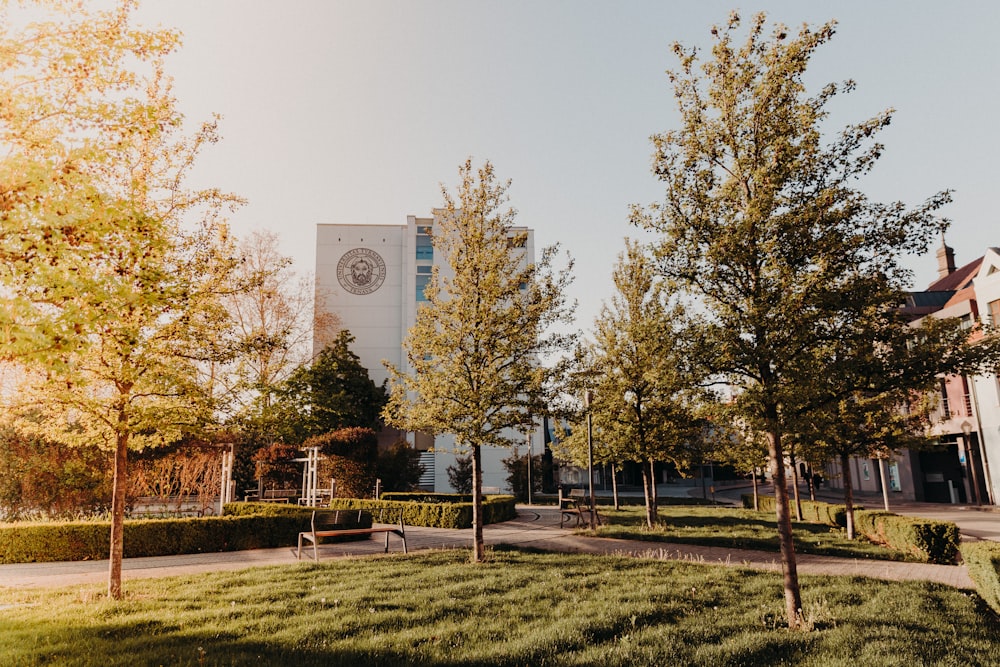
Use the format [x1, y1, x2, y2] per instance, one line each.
[0, 0, 240, 599]
[633, 11, 963, 628]
[384, 158, 575, 561]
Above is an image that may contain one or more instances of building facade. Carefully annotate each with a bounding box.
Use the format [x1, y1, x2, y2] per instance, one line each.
[824, 241, 1000, 505]
[314, 213, 540, 493]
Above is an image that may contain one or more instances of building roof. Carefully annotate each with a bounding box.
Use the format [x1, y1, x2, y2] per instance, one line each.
[924, 257, 983, 292]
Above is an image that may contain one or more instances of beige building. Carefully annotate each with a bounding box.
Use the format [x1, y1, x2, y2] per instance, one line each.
[315, 212, 538, 493]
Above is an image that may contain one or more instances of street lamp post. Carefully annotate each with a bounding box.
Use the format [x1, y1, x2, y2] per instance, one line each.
[584, 390, 596, 529]
[525, 426, 533, 506]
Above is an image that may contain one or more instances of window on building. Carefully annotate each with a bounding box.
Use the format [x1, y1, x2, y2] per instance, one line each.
[416, 274, 431, 301]
[989, 299, 1000, 327]
[416, 233, 433, 261]
[939, 379, 950, 419]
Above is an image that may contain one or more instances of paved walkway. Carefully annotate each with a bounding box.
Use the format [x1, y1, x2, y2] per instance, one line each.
[0, 506, 974, 591]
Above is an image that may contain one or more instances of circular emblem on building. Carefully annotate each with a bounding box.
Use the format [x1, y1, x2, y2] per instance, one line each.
[337, 247, 387, 295]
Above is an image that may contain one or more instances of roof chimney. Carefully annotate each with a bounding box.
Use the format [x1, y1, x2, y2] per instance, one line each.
[936, 235, 956, 279]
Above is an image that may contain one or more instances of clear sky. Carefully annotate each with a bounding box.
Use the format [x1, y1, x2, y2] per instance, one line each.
[131, 0, 999, 332]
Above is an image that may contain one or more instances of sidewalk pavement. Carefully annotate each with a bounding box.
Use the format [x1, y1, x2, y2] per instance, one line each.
[0, 506, 974, 591]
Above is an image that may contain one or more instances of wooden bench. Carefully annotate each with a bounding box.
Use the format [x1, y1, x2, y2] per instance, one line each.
[296, 509, 408, 561]
[559, 488, 601, 528]
[244, 488, 299, 503]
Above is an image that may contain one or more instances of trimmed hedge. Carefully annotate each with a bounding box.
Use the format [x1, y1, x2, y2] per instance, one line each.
[854, 510, 959, 565]
[742, 494, 855, 528]
[326, 496, 517, 529]
[0, 514, 308, 564]
[0, 496, 519, 564]
[961, 541, 1000, 613]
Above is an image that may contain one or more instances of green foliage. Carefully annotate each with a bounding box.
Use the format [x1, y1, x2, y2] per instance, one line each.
[0, 427, 111, 521]
[4, 550, 999, 665]
[251, 442, 301, 489]
[853, 510, 959, 565]
[634, 11, 961, 625]
[961, 541, 1000, 614]
[306, 427, 378, 499]
[744, 494, 854, 528]
[384, 160, 575, 451]
[0, 514, 309, 564]
[446, 455, 473, 494]
[326, 496, 516, 529]
[502, 453, 544, 503]
[278, 331, 387, 440]
[374, 440, 424, 493]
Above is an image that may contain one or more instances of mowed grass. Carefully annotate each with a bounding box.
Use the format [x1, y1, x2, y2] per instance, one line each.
[1, 549, 997, 666]
[593, 505, 912, 561]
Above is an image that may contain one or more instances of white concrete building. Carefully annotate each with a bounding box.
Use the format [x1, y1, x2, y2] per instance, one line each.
[315, 212, 539, 493]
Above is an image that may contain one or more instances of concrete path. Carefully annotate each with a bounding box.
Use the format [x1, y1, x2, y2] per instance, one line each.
[0, 506, 974, 591]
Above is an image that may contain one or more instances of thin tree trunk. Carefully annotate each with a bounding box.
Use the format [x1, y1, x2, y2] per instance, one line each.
[611, 464, 620, 511]
[789, 451, 803, 521]
[751, 467, 759, 511]
[108, 427, 129, 599]
[841, 452, 855, 540]
[649, 458, 658, 519]
[807, 464, 816, 501]
[641, 461, 655, 528]
[878, 457, 891, 512]
[766, 426, 802, 630]
[471, 444, 485, 562]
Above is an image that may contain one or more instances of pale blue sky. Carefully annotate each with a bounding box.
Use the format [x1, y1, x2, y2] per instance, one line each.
[133, 0, 1000, 331]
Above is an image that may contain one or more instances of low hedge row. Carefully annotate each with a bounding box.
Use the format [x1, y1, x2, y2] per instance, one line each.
[0, 496, 519, 563]
[960, 541, 1000, 613]
[0, 514, 308, 564]
[854, 510, 959, 565]
[324, 495, 517, 529]
[381, 493, 474, 503]
[742, 494, 854, 528]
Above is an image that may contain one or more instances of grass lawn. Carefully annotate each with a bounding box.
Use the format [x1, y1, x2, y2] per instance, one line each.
[1, 549, 997, 666]
[592, 505, 913, 561]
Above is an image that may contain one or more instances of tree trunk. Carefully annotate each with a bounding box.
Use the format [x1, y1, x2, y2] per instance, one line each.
[765, 427, 802, 630]
[611, 464, 620, 511]
[751, 467, 759, 511]
[807, 464, 816, 501]
[878, 457, 890, 512]
[649, 458, 658, 519]
[641, 460, 656, 528]
[108, 428, 129, 599]
[471, 444, 485, 562]
[789, 452, 803, 521]
[841, 452, 855, 540]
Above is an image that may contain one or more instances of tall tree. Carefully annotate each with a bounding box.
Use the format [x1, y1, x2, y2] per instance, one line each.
[277, 330, 387, 442]
[384, 159, 575, 562]
[219, 229, 339, 419]
[0, 0, 239, 598]
[634, 12, 954, 628]
[563, 241, 703, 528]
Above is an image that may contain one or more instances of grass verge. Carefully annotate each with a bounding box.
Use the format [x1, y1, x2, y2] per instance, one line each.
[0, 549, 996, 666]
[590, 505, 919, 561]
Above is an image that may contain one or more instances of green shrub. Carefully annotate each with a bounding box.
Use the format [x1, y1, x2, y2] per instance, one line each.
[327, 495, 516, 529]
[0, 514, 308, 564]
[742, 494, 854, 527]
[961, 541, 1000, 613]
[854, 510, 959, 564]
